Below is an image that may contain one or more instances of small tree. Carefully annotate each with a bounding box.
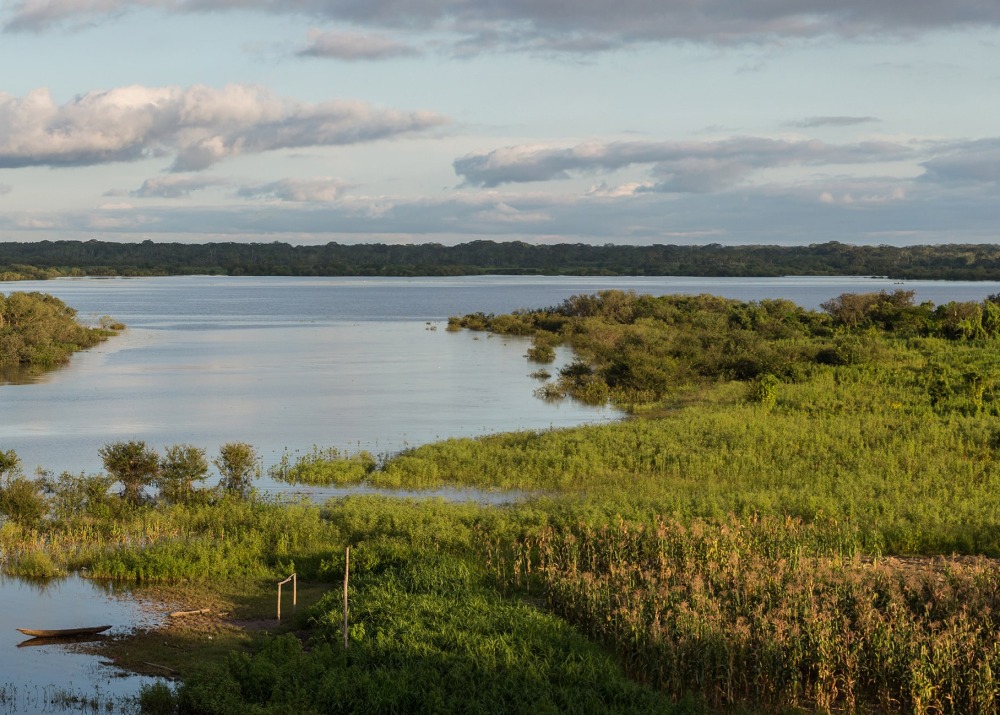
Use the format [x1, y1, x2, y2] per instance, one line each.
[214, 442, 260, 498]
[0, 449, 48, 528]
[99, 440, 160, 505]
[158, 444, 209, 504]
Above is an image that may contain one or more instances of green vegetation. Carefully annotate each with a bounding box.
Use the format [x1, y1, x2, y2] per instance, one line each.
[100, 440, 161, 505]
[158, 444, 211, 504]
[173, 546, 673, 715]
[9, 239, 1000, 279]
[214, 442, 262, 498]
[268, 446, 377, 486]
[0, 290, 119, 368]
[7, 288, 1000, 712]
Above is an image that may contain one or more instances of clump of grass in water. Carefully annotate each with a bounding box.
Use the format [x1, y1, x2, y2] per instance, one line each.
[268, 446, 377, 487]
[7, 548, 64, 579]
[138, 682, 176, 715]
[0, 683, 135, 715]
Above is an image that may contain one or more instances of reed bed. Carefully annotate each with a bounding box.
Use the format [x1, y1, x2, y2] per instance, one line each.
[486, 516, 1000, 714]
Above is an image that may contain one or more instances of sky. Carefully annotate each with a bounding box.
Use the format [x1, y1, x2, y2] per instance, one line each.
[0, 1, 998, 246]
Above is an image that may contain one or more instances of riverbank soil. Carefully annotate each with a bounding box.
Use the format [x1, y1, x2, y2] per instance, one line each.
[83, 580, 331, 678]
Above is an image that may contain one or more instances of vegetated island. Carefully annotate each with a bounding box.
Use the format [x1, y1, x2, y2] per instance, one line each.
[0, 290, 122, 371]
[3, 289, 1000, 713]
[5, 239, 1000, 280]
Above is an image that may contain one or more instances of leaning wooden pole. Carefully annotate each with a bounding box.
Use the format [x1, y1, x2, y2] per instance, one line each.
[276, 573, 296, 621]
[343, 546, 350, 650]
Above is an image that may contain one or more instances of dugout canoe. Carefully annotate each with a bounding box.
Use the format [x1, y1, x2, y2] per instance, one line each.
[16, 625, 112, 638]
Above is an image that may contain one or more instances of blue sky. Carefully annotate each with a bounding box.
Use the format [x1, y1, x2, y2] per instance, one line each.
[0, 1, 998, 246]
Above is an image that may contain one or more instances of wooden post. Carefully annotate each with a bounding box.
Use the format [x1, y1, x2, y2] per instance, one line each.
[276, 573, 296, 621]
[343, 546, 350, 649]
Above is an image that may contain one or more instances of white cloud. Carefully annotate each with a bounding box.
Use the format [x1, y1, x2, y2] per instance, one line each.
[0, 84, 448, 171]
[472, 202, 551, 224]
[454, 137, 915, 190]
[298, 28, 419, 60]
[0, 182, 11, 195]
[131, 174, 228, 198]
[236, 177, 353, 202]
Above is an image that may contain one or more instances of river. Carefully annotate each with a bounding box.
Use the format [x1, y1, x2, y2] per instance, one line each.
[4, 274, 999, 483]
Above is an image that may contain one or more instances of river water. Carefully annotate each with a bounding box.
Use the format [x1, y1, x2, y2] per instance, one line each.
[0, 575, 160, 712]
[3, 273, 1000, 703]
[4, 273, 999, 483]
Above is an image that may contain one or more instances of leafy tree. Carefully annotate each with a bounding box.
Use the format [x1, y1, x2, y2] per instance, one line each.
[158, 444, 210, 504]
[0, 449, 47, 528]
[214, 442, 260, 498]
[99, 440, 160, 505]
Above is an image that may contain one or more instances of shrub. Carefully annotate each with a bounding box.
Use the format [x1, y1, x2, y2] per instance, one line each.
[746, 373, 779, 410]
[0, 476, 47, 528]
[158, 444, 209, 504]
[214, 442, 260, 498]
[99, 440, 160, 505]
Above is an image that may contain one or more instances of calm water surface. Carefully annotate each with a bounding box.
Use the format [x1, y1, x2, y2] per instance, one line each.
[0, 575, 159, 711]
[4, 274, 1000, 481]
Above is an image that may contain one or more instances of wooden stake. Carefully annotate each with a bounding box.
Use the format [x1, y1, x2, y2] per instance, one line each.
[343, 546, 350, 650]
[276, 573, 296, 621]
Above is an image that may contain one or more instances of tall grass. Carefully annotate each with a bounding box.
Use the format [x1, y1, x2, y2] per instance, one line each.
[486, 515, 1000, 714]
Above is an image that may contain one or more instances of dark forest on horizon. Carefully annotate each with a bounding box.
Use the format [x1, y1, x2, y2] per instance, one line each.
[2, 239, 1000, 280]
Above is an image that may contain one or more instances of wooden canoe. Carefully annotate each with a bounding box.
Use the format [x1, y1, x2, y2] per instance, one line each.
[16, 625, 112, 638]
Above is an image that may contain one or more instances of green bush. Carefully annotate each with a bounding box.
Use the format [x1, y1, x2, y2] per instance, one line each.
[0, 476, 47, 528]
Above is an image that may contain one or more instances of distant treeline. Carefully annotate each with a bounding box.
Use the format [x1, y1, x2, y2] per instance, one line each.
[4, 239, 1000, 279]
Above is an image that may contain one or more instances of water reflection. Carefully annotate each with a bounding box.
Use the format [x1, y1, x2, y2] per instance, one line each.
[0, 575, 161, 712]
[0, 364, 47, 386]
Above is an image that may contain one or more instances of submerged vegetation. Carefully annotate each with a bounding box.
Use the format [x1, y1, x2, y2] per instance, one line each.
[5, 288, 1000, 712]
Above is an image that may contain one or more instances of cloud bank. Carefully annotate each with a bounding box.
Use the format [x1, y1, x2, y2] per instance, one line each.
[0, 84, 448, 171]
[920, 139, 1000, 185]
[7, 0, 1000, 48]
[5, 176, 995, 246]
[454, 138, 914, 191]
